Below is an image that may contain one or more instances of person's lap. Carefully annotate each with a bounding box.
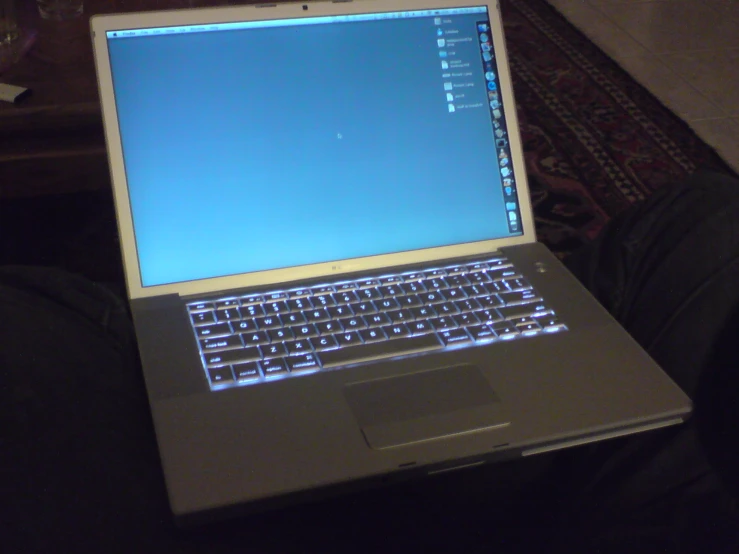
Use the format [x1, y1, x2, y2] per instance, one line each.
[2, 170, 739, 553]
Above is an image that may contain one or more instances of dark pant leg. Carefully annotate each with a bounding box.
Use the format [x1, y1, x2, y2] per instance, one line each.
[550, 170, 739, 552]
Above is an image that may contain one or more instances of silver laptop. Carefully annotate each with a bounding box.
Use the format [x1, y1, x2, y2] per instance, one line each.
[91, 0, 691, 526]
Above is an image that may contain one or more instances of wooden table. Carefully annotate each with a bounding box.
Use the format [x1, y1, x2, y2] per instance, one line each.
[0, 0, 245, 198]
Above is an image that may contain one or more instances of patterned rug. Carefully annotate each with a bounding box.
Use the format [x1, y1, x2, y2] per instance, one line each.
[503, 0, 736, 257]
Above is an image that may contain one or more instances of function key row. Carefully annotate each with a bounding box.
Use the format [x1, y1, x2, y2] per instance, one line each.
[187, 257, 514, 313]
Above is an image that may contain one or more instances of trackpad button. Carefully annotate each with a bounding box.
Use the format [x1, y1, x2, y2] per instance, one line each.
[343, 364, 509, 449]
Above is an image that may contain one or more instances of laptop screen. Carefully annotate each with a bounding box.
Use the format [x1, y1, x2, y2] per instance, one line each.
[106, 6, 522, 287]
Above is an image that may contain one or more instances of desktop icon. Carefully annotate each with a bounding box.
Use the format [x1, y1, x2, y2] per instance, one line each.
[488, 81, 497, 91]
[499, 149, 507, 159]
[505, 186, 512, 195]
[501, 167, 511, 177]
[490, 100, 500, 109]
[448, 104, 456, 113]
[508, 211, 517, 221]
[439, 51, 447, 58]
[485, 62, 493, 72]
[437, 39, 445, 47]
[506, 202, 517, 210]
[444, 82, 453, 91]
[485, 71, 496, 81]
[478, 23, 489, 32]
[434, 17, 441, 25]
[481, 43, 491, 52]
[482, 52, 492, 61]
[501, 157, 509, 167]
[497, 138, 508, 148]
[495, 129, 504, 138]
[493, 109, 502, 118]
[479, 33, 489, 42]
[446, 93, 454, 102]
[441, 60, 449, 69]
[504, 178, 513, 187]
[437, 28, 443, 36]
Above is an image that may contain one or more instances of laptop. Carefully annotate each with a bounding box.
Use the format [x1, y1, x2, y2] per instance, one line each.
[90, 0, 691, 526]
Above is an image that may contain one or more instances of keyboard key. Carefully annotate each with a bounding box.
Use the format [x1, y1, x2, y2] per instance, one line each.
[366, 313, 392, 327]
[436, 302, 459, 315]
[424, 278, 446, 290]
[200, 335, 244, 353]
[255, 315, 282, 329]
[243, 331, 270, 346]
[463, 284, 488, 298]
[378, 285, 403, 298]
[388, 309, 414, 323]
[504, 278, 532, 291]
[328, 305, 354, 318]
[469, 324, 496, 341]
[215, 308, 241, 322]
[240, 295, 265, 306]
[379, 276, 404, 285]
[410, 305, 437, 319]
[358, 279, 381, 289]
[429, 269, 447, 278]
[215, 299, 240, 309]
[377, 298, 401, 311]
[205, 347, 260, 367]
[233, 362, 260, 381]
[468, 272, 492, 285]
[285, 339, 312, 355]
[446, 265, 467, 276]
[319, 333, 442, 369]
[420, 291, 445, 304]
[262, 342, 288, 358]
[443, 288, 467, 301]
[310, 335, 339, 351]
[312, 294, 337, 308]
[305, 308, 331, 323]
[403, 272, 426, 282]
[290, 324, 319, 339]
[312, 285, 335, 295]
[287, 288, 312, 299]
[445, 274, 471, 287]
[189, 302, 214, 313]
[336, 331, 362, 347]
[400, 281, 426, 294]
[474, 309, 504, 324]
[349, 302, 376, 315]
[359, 327, 386, 343]
[408, 320, 434, 335]
[265, 292, 288, 301]
[382, 323, 411, 339]
[498, 290, 542, 306]
[490, 321, 520, 339]
[357, 288, 382, 301]
[196, 322, 232, 339]
[208, 366, 234, 384]
[267, 328, 293, 342]
[287, 298, 312, 312]
[286, 353, 320, 372]
[240, 304, 265, 318]
[283, 312, 307, 326]
[265, 301, 290, 315]
[479, 295, 504, 308]
[233, 319, 259, 334]
[191, 311, 215, 327]
[455, 298, 482, 312]
[338, 316, 367, 331]
[497, 303, 551, 320]
[439, 328, 472, 346]
[337, 282, 358, 292]
[453, 312, 480, 327]
[317, 320, 343, 334]
[469, 262, 490, 272]
[536, 314, 567, 332]
[336, 291, 359, 304]
[430, 316, 457, 330]
[397, 294, 422, 308]
[262, 358, 288, 376]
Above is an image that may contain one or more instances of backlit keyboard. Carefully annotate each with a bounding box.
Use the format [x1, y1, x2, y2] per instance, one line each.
[187, 255, 567, 390]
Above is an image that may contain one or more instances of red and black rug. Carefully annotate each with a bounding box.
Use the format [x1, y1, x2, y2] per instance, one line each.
[503, 0, 736, 257]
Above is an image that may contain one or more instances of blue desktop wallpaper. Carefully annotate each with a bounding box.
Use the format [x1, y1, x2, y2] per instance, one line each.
[108, 12, 512, 286]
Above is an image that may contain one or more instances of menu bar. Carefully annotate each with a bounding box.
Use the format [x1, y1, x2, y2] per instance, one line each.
[106, 7, 487, 39]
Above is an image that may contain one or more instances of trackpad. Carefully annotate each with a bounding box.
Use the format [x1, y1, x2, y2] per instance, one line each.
[343, 364, 509, 449]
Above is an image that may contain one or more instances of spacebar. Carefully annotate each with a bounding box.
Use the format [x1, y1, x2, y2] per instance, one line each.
[319, 334, 443, 369]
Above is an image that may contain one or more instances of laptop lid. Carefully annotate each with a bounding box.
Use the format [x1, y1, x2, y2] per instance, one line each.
[91, 0, 536, 301]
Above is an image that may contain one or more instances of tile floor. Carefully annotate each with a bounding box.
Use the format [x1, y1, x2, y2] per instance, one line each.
[544, 0, 739, 172]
